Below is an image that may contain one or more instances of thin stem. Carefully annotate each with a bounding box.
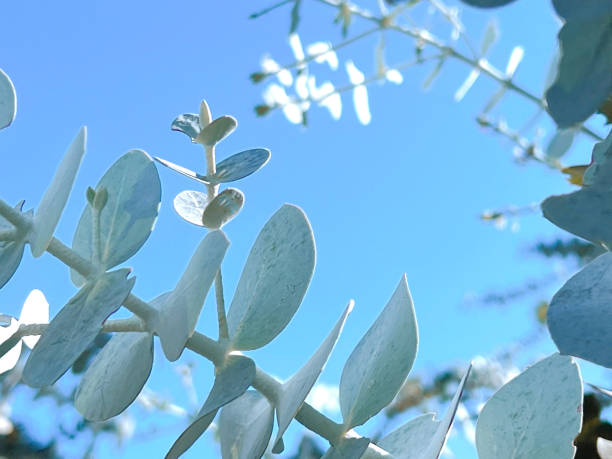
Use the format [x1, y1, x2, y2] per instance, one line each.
[215, 270, 229, 340]
[0, 229, 18, 241]
[249, 0, 294, 19]
[204, 145, 218, 198]
[0, 200, 30, 232]
[311, 0, 604, 142]
[17, 317, 148, 338]
[91, 207, 102, 266]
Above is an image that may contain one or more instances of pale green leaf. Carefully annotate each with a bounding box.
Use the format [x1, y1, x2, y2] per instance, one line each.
[0, 202, 27, 289]
[219, 391, 274, 459]
[227, 204, 315, 350]
[480, 19, 499, 56]
[154, 156, 209, 185]
[173, 190, 208, 227]
[197, 115, 237, 147]
[546, 128, 577, 159]
[23, 269, 135, 387]
[71, 150, 161, 285]
[166, 355, 255, 459]
[476, 353, 582, 459]
[0, 69, 16, 130]
[339, 275, 418, 429]
[371, 413, 438, 458]
[322, 437, 370, 459]
[154, 231, 229, 361]
[75, 331, 153, 421]
[201, 188, 244, 229]
[30, 127, 86, 257]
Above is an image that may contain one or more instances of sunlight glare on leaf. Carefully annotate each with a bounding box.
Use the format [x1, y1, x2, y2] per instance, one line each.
[19, 289, 49, 349]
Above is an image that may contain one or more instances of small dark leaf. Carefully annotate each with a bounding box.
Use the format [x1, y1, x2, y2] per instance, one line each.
[459, 0, 518, 7]
[171, 113, 201, 141]
[290, 0, 302, 34]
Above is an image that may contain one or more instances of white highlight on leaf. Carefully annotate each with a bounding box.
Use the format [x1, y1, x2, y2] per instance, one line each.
[308, 77, 341, 120]
[263, 84, 290, 106]
[0, 318, 21, 375]
[505, 46, 524, 77]
[19, 289, 49, 349]
[295, 74, 309, 100]
[385, 69, 403, 85]
[261, 56, 293, 86]
[454, 69, 480, 102]
[283, 104, 303, 124]
[307, 42, 339, 70]
[346, 60, 365, 85]
[289, 33, 305, 62]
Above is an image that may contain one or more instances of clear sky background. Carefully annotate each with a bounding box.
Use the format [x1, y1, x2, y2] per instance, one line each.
[0, 1, 609, 457]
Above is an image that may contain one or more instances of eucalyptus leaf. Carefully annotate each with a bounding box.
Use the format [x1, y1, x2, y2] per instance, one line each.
[171, 113, 201, 141]
[274, 302, 353, 448]
[166, 355, 255, 458]
[154, 156, 210, 184]
[23, 269, 135, 388]
[339, 275, 418, 429]
[227, 204, 315, 350]
[173, 190, 208, 227]
[546, 128, 576, 160]
[201, 188, 244, 229]
[542, 131, 612, 248]
[459, 0, 518, 7]
[154, 230, 229, 361]
[211, 148, 271, 184]
[30, 127, 86, 257]
[0, 202, 27, 289]
[218, 390, 274, 459]
[0, 318, 21, 375]
[547, 252, 612, 368]
[480, 19, 499, 56]
[197, 115, 237, 146]
[589, 383, 612, 399]
[545, 0, 612, 127]
[475, 353, 582, 459]
[75, 331, 153, 421]
[321, 437, 370, 459]
[199, 100, 212, 128]
[369, 413, 438, 459]
[71, 150, 161, 285]
[0, 68, 16, 130]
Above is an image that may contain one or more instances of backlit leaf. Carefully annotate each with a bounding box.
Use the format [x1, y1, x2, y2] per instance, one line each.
[227, 204, 315, 350]
[23, 269, 135, 387]
[339, 275, 418, 429]
[19, 289, 49, 349]
[475, 353, 582, 459]
[0, 69, 16, 130]
[0, 201, 27, 289]
[545, 0, 612, 127]
[197, 116, 237, 147]
[218, 391, 274, 459]
[201, 188, 244, 229]
[166, 355, 255, 458]
[72, 150, 161, 285]
[75, 331, 153, 421]
[154, 231, 229, 361]
[171, 113, 201, 141]
[30, 127, 86, 257]
[173, 190, 208, 227]
[211, 148, 271, 184]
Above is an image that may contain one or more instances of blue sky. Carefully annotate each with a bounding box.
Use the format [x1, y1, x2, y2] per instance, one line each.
[0, 0, 609, 457]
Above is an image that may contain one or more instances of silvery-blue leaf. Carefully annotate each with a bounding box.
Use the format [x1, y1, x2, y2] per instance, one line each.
[0, 69, 16, 130]
[210, 149, 271, 184]
[545, 0, 612, 127]
[546, 128, 576, 160]
[227, 204, 315, 350]
[475, 353, 582, 459]
[547, 252, 612, 367]
[30, 127, 86, 257]
[0, 202, 27, 289]
[459, 0, 517, 7]
[154, 231, 229, 361]
[75, 331, 153, 421]
[339, 275, 418, 429]
[542, 131, 612, 248]
[219, 390, 274, 459]
[198, 115, 237, 147]
[71, 150, 161, 285]
[420, 364, 471, 459]
[166, 355, 255, 459]
[154, 156, 210, 185]
[322, 437, 371, 459]
[201, 188, 244, 229]
[0, 318, 21, 375]
[23, 269, 135, 388]
[171, 113, 201, 141]
[274, 302, 353, 449]
[369, 414, 438, 459]
[173, 190, 208, 227]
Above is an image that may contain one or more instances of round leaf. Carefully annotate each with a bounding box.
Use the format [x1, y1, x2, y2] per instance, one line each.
[201, 188, 244, 229]
[75, 331, 153, 421]
[210, 148, 271, 184]
[339, 275, 418, 429]
[475, 353, 582, 459]
[227, 204, 315, 350]
[0, 69, 16, 130]
[197, 115, 237, 146]
[71, 150, 161, 285]
[23, 269, 135, 387]
[173, 190, 208, 227]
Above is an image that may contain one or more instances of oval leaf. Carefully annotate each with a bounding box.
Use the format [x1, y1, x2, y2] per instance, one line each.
[201, 188, 244, 229]
[210, 148, 271, 184]
[0, 69, 16, 130]
[227, 204, 315, 350]
[218, 391, 274, 459]
[72, 150, 161, 285]
[0, 318, 21, 375]
[198, 115, 237, 146]
[546, 128, 577, 160]
[166, 355, 255, 458]
[154, 231, 229, 361]
[154, 156, 210, 185]
[475, 353, 582, 459]
[30, 127, 86, 257]
[545, 1, 612, 127]
[23, 269, 135, 387]
[0, 202, 27, 289]
[173, 190, 208, 227]
[274, 302, 353, 448]
[75, 331, 153, 421]
[171, 113, 201, 141]
[548, 252, 612, 367]
[339, 275, 418, 429]
[19, 289, 49, 349]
